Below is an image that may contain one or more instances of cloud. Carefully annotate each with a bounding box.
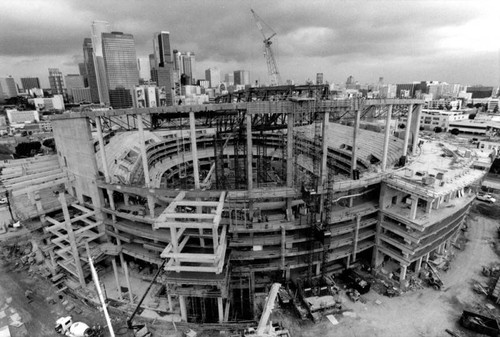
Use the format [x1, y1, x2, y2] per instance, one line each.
[0, 0, 498, 87]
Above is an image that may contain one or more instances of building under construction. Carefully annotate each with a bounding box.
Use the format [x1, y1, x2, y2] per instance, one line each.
[1, 85, 488, 323]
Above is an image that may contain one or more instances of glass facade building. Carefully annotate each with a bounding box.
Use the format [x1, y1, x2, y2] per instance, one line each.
[102, 32, 139, 108]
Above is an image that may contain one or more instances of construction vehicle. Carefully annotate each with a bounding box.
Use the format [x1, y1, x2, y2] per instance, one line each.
[125, 260, 166, 336]
[250, 9, 281, 86]
[460, 310, 500, 337]
[55, 316, 103, 337]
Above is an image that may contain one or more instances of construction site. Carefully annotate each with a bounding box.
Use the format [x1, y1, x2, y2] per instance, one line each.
[0, 84, 495, 336]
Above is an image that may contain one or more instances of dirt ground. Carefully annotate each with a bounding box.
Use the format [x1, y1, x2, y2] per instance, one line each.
[271, 204, 500, 337]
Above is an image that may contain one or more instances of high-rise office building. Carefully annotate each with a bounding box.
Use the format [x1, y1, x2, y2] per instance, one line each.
[224, 73, 234, 86]
[21, 77, 41, 90]
[137, 57, 150, 82]
[234, 70, 250, 86]
[205, 67, 221, 88]
[48, 68, 65, 96]
[91, 20, 111, 105]
[151, 32, 174, 105]
[78, 63, 88, 87]
[102, 31, 139, 108]
[0, 77, 18, 103]
[180, 52, 195, 85]
[82, 38, 100, 104]
[316, 73, 324, 85]
[64, 74, 85, 102]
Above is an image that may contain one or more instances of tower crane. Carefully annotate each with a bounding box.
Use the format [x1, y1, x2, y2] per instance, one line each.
[251, 9, 282, 86]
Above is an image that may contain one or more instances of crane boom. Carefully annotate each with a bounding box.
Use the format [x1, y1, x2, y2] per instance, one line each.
[251, 9, 281, 86]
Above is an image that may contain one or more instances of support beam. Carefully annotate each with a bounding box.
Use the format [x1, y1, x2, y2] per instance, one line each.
[95, 117, 110, 182]
[411, 104, 423, 154]
[286, 112, 294, 187]
[318, 111, 329, 215]
[246, 114, 253, 191]
[352, 215, 361, 261]
[218, 297, 224, 323]
[59, 193, 86, 287]
[111, 258, 123, 300]
[381, 104, 393, 171]
[137, 114, 151, 187]
[399, 264, 407, 287]
[179, 295, 187, 322]
[189, 111, 200, 189]
[351, 107, 360, 177]
[403, 104, 413, 157]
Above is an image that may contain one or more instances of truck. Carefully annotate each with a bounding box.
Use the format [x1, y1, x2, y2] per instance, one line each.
[460, 310, 500, 337]
[55, 316, 102, 337]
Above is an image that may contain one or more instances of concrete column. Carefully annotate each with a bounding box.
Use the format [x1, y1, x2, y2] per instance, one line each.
[111, 258, 122, 300]
[189, 111, 200, 189]
[170, 227, 179, 272]
[410, 197, 418, 220]
[425, 199, 433, 214]
[246, 114, 253, 190]
[179, 296, 188, 322]
[137, 114, 151, 187]
[415, 256, 423, 274]
[119, 254, 134, 304]
[124, 193, 130, 206]
[346, 255, 351, 268]
[218, 297, 224, 323]
[315, 262, 321, 276]
[167, 294, 173, 312]
[403, 104, 413, 157]
[352, 215, 361, 261]
[95, 117, 110, 182]
[424, 252, 430, 263]
[433, 196, 442, 210]
[60, 193, 86, 287]
[399, 264, 407, 286]
[281, 226, 286, 272]
[381, 104, 393, 171]
[411, 104, 423, 154]
[147, 195, 155, 218]
[351, 108, 360, 177]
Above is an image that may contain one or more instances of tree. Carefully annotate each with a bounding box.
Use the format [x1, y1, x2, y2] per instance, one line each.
[42, 138, 56, 150]
[450, 128, 460, 135]
[434, 127, 443, 133]
[494, 105, 499, 113]
[469, 114, 476, 120]
[15, 141, 41, 158]
[398, 123, 406, 129]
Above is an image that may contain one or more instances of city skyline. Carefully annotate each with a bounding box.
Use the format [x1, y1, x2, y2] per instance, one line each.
[1, 0, 499, 88]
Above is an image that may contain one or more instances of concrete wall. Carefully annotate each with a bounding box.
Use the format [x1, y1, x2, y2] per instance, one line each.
[52, 117, 102, 205]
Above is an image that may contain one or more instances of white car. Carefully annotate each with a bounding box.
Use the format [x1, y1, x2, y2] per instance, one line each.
[477, 194, 496, 203]
[0, 197, 7, 205]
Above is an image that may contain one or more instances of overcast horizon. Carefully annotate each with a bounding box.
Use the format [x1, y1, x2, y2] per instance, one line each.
[1, 0, 499, 89]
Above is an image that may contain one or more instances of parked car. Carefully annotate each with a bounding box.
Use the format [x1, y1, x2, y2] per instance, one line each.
[0, 197, 7, 205]
[477, 194, 496, 203]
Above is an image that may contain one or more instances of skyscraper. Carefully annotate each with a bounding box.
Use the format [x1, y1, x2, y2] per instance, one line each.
[91, 20, 111, 105]
[64, 74, 85, 102]
[233, 70, 250, 86]
[102, 31, 139, 108]
[21, 77, 41, 90]
[137, 57, 150, 82]
[205, 67, 221, 88]
[48, 68, 65, 96]
[180, 52, 195, 85]
[151, 32, 174, 105]
[82, 38, 100, 103]
[0, 77, 18, 103]
[78, 63, 88, 87]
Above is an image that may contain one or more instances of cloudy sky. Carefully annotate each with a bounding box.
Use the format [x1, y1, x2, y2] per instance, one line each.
[1, 0, 499, 88]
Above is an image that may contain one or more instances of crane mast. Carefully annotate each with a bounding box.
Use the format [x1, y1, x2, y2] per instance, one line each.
[251, 9, 282, 86]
